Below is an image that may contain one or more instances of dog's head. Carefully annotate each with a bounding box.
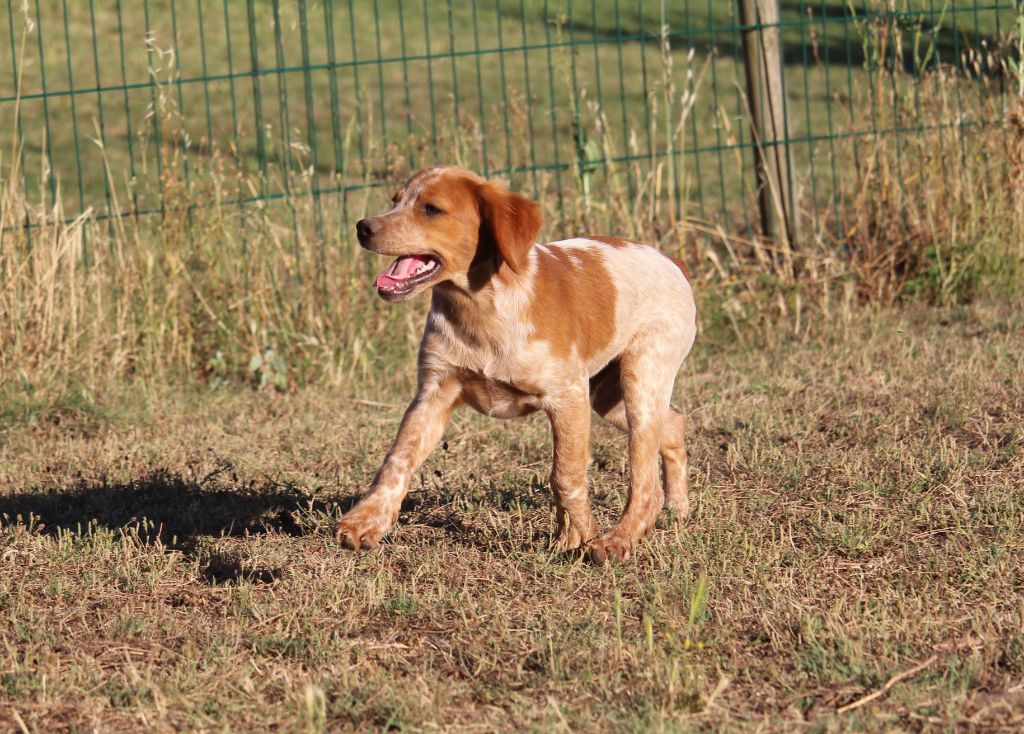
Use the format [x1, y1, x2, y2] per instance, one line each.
[356, 166, 542, 302]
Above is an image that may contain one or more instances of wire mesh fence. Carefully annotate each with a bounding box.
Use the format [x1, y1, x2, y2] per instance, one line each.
[1, 0, 1021, 243]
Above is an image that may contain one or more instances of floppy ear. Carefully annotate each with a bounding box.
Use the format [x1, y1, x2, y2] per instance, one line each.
[477, 182, 542, 274]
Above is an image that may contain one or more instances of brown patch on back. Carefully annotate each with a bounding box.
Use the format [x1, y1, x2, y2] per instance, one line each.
[585, 235, 633, 248]
[528, 246, 617, 361]
[587, 234, 692, 280]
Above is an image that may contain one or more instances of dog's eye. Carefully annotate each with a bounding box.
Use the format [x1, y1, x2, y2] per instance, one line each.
[391, 192, 401, 206]
[422, 203, 444, 216]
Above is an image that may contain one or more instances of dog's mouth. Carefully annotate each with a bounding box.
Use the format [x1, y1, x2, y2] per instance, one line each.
[375, 254, 443, 300]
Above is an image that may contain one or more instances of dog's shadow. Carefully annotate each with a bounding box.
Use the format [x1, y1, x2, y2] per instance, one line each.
[400, 482, 559, 557]
[0, 469, 340, 584]
[0, 469, 570, 574]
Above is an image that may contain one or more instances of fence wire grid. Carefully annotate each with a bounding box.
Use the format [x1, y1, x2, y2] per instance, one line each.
[1, 0, 1021, 242]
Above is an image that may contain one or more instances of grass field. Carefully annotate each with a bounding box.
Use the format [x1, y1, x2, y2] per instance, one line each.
[2, 296, 1023, 732]
[2, 2, 1024, 731]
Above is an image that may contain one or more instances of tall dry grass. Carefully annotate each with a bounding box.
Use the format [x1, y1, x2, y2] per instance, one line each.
[1, 13, 1022, 394]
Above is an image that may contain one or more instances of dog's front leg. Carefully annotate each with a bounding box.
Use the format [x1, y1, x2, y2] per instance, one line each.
[335, 376, 461, 550]
[546, 386, 598, 551]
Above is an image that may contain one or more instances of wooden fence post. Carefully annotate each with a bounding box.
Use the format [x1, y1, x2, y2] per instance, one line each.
[738, 0, 800, 263]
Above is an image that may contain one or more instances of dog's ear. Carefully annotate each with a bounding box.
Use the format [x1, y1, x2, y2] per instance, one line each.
[477, 182, 542, 274]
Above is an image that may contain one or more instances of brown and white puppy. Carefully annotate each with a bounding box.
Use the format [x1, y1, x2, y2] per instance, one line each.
[336, 166, 697, 562]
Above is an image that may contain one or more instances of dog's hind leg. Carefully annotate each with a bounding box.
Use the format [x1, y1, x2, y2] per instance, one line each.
[587, 340, 687, 564]
[659, 410, 690, 517]
[590, 360, 690, 518]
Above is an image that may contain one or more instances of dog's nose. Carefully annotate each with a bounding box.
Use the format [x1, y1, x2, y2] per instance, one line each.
[356, 218, 380, 246]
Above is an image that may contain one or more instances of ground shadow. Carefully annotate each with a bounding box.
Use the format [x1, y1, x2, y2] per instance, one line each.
[412, 505, 556, 556]
[399, 484, 557, 556]
[0, 469, 335, 584]
[0, 468, 562, 565]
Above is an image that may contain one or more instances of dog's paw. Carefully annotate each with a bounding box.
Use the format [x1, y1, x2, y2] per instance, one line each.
[662, 493, 690, 519]
[553, 510, 598, 552]
[553, 527, 592, 553]
[586, 532, 633, 564]
[334, 504, 396, 550]
[661, 502, 690, 529]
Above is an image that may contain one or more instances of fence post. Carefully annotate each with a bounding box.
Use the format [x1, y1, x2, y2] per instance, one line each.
[738, 0, 800, 263]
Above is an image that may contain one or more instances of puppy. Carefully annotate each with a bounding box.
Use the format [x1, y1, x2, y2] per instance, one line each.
[336, 166, 697, 562]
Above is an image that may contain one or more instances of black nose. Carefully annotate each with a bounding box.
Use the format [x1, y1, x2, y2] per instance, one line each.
[356, 218, 380, 246]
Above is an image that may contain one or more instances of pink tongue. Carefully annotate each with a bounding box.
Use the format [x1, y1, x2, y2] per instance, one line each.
[376, 256, 429, 288]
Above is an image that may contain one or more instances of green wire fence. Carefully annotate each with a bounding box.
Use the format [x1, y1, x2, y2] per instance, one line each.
[1, 0, 1021, 242]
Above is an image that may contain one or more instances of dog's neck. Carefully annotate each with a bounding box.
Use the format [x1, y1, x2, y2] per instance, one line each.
[431, 278, 498, 326]
[430, 257, 533, 349]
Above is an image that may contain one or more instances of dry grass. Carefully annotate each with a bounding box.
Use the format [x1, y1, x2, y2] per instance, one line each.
[1, 8, 1023, 731]
[2, 297, 1022, 732]
[2, 3, 1022, 392]
[4, 59, 1023, 391]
